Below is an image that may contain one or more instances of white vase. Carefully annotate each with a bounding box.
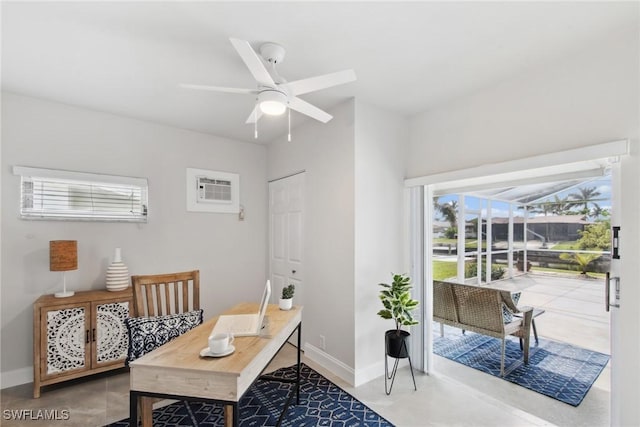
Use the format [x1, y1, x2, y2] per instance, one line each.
[106, 248, 129, 292]
[279, 298, 293, 311]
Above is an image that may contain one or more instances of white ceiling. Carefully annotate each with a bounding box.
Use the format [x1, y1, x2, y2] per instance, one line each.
[2, 2, 637, 143]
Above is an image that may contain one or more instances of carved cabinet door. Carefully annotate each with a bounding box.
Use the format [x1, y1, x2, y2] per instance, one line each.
[92, 299, 130, 368]
[41, 303, 91, 379]
[33, 289, 134, 398]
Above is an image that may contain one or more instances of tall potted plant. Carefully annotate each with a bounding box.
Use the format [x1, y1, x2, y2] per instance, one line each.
[377, 273, 419, 358]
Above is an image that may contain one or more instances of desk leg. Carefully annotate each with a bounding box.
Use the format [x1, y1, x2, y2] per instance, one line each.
[296, 322, 301, 405]
[224, 404, 239, 427]
[140, 397, 154, 427]
[234, 403, 239, 427]
[129, 392, 138, 427]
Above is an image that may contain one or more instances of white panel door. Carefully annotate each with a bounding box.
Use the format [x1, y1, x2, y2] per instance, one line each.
[269, 173, 304, 346]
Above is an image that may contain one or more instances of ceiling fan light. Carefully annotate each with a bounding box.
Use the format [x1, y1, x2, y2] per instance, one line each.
[260, 100, 287, 115]
[258, 90, 287, 115]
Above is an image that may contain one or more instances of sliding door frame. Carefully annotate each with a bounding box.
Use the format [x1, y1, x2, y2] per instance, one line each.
[407, 140, 629, 375]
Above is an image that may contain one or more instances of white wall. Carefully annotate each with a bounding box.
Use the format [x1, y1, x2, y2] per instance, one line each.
[267, 99, 408, 386]
[407, 27, 639, 425]
[267, 100, 357, 378]
[1, 92, 268, 387]
[408, 27, 639, 178]
[353, 100, 408, 385]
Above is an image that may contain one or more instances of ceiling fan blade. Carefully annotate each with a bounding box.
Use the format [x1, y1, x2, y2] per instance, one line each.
[288, 97, 332, 123]
[179, 83, 257, 95]
[284, 69, 356, 96]
[245, 105, 263, 124]
[229, 38, 276, 87]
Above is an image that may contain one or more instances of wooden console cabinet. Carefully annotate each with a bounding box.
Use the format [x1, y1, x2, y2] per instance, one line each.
[33, 288, 133, 398]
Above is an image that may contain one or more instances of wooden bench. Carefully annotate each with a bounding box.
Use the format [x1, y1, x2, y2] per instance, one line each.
[433, 280, 533, 376]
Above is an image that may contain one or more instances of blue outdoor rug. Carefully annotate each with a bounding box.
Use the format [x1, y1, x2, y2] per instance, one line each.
[433, 328, 609, 406]
[107, 363, 393, 427]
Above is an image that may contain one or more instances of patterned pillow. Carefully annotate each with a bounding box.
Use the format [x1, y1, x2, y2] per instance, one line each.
[125, 309, 203, 365]
[502, 292, 521, 323]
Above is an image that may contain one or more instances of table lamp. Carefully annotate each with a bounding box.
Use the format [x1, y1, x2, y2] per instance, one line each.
[50, 240, 77, 298]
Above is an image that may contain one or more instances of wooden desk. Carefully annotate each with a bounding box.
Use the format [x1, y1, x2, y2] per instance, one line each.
[129, 303, 302, 427]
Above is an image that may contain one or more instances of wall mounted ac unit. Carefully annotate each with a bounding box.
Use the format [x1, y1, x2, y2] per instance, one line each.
[186, 168, 239, 213]
[197, 176, 232, 204]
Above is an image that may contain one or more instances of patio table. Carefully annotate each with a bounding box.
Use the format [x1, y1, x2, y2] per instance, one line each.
[514, 308, 545, 344]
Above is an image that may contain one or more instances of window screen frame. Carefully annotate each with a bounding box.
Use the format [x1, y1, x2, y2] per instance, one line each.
[13, 166, 149, 223]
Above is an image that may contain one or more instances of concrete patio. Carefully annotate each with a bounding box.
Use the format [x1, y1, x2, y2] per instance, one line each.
[515, 271, 610, 356]
[432, 271, 611, 426]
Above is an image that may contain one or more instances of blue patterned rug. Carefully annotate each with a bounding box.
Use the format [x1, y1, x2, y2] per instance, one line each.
[107, 363, 393, 426]
[433, 327, 609, 406]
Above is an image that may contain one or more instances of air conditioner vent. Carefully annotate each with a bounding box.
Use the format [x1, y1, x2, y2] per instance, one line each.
[197, 177, 232, 203]
[186, 168, 239, 214]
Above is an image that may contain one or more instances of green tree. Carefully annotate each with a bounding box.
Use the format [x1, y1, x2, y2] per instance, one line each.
[551, 195, 572, 215]
[444, 227, 457, 239]
[437, 200, 458, 228]
[434, 197, 458, 239]
[577, 221, 611, 250]
[532, 201, 554, 216]
[568, 186, 601, 214]
[589, 205, 609, 219]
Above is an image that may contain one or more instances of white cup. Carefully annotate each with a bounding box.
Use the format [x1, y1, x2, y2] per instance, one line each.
[208, 332, 234, 354]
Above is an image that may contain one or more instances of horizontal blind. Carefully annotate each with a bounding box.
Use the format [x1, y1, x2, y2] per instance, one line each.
[14, 166, 148, 222]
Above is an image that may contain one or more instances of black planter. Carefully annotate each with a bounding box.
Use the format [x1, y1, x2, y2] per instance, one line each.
[385, 329, 410, 359]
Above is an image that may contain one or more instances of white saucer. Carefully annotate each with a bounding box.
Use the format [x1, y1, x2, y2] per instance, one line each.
[200, 345, 235, 358]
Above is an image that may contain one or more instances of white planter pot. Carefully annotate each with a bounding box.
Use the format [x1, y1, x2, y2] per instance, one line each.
[279, 298, 293, 311]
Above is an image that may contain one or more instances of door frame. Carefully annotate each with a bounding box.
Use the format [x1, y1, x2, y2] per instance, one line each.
[407, 141, 628, 401]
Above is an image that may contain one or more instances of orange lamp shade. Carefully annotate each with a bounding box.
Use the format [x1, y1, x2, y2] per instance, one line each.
[50, 240, 78, 271]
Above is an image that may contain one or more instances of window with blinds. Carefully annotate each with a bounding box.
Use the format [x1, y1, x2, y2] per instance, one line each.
[14, 166, 148, 222]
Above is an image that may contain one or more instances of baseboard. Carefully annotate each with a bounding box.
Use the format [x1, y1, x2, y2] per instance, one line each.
[303, 343, 355, 386]
[353, 359, 385, 387]
[303, 344, 410, 388]
[1, 367, 32, 389]
[354, 355, 412, 387]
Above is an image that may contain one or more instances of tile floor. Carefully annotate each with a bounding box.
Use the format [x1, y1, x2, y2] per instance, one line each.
[1, 273, 610, 426]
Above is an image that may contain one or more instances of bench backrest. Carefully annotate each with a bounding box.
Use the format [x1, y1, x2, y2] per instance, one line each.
[433, 280, 505, 333]
[433, 280, 458, 322]
[451, 284, 504, 333]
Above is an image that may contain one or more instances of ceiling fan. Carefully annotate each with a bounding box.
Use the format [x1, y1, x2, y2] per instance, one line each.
[180, 38, 356, 126]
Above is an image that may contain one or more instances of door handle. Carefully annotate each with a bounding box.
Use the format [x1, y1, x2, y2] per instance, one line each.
[605, 272, 620, 311]
[292, 270, 296, 274]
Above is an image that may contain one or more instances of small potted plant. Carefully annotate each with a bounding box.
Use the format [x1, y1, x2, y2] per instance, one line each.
[279, 284, 295, 310]
[377, 273, 419, 359]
